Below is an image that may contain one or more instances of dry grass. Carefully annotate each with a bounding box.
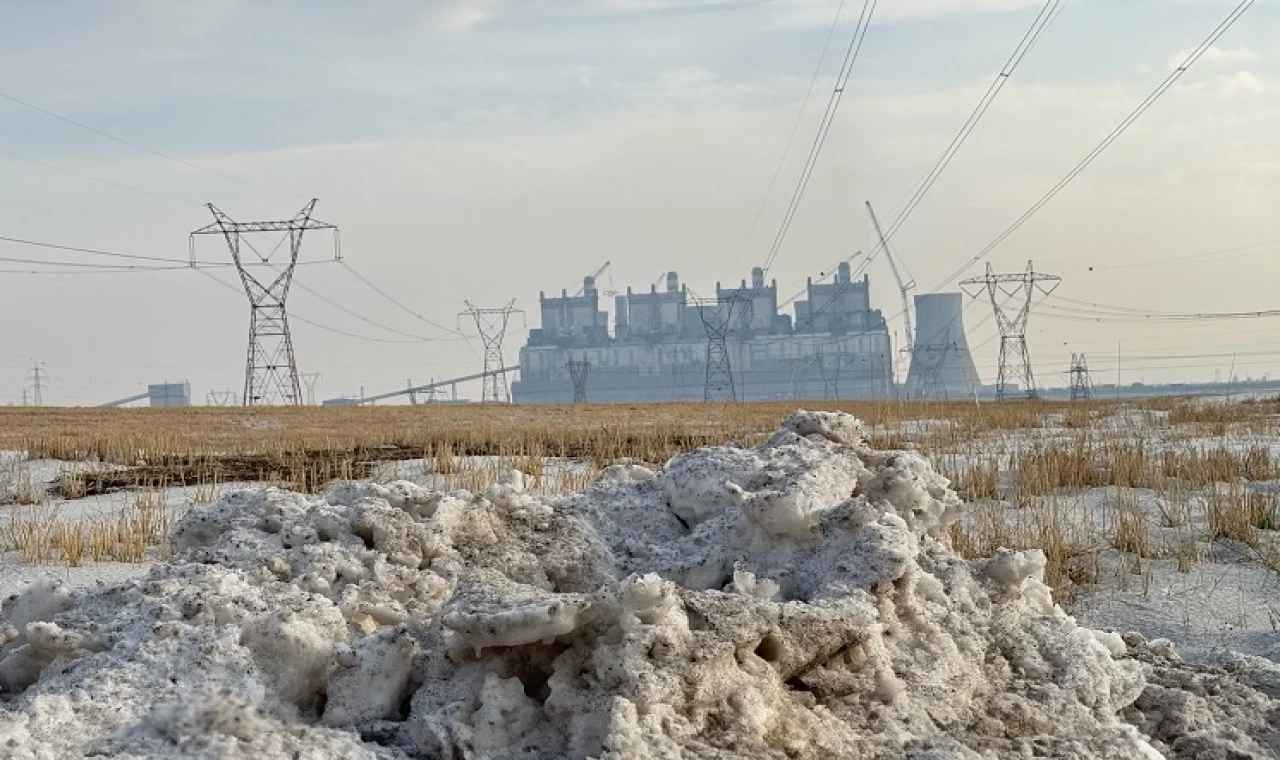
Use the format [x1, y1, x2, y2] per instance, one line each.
[2, 397, 1280, 598]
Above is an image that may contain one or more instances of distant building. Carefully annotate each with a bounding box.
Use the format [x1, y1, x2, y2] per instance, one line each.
[147, 382, 191, 407]
[512, 266, 894, 403]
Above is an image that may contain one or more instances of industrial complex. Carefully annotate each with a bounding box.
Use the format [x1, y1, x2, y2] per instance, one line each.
[512, 265, 913, 403]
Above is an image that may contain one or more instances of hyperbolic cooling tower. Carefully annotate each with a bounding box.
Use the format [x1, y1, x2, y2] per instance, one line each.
[904, 293, 981, 400]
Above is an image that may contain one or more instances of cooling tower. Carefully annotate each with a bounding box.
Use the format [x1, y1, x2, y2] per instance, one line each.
[904, 293, 981, 400]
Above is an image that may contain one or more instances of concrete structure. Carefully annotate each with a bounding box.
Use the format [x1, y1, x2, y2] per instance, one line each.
[147, 382, 191, 407]
[513, 268, 894, 403]
[98, 381, 192, 408]
[903, 293, 981, 400]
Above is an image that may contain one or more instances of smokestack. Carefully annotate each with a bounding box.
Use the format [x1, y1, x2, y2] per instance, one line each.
[666, 271, 679, 293]
[752, 267, 765, 289]
[584, 276, 597, 297]
[904, 293, 981, 400]
[837, 261, 851, 284]
[614, 295, 629, 334]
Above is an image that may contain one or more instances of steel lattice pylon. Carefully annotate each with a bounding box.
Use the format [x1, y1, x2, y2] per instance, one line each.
[1069, 353, 1093, 401]
[911, 343, 954, 401]
[961, 261, 1060, 401]
[695, 295, 739, 403]
[566, 359, 591, 403]
[192, 199, 337, 406]
[460, 300, 522, 404]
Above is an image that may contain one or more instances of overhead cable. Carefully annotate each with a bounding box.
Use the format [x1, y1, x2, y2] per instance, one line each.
[0, 89, 300, 200]
[928, 0, 1256, 293]
[762, 0, 877, 274]
[0, 151, 202, 206]
[193, 268, 435, 345]
[863, 0, 1061, 270]
[738, 0, 850, 263]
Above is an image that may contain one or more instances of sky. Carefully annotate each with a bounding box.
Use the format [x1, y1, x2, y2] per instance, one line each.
[0, 0, 1278, 404]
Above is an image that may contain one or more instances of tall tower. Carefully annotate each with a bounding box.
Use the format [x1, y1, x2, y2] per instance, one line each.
[460, 300, 521, 404]
[961, 262, 1060, 401]
[191, 199, 337, 406]
[1069, 354, 1093, 401]
[695, 295, 738, 402]
[567, 358, 591, 403]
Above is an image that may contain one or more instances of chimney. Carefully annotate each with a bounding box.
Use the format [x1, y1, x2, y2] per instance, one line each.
[838, 261, 852, 284]
[666, 271, 680, 293]
[752, 267, 764, 289]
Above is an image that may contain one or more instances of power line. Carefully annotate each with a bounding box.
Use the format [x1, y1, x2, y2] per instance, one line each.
[786, 0, 1059, 342]
[0, 254, 190, 271]
[737, 0, 850, 263]
[0, 150, 202, 206]
[929, 0, 1256, 293]
[872, 0, 1061, 252]
[194, 268, 435, 345]
[338, 261, 470, 340]
[0, 89, 300, 200]
[762, 0, 877, 274]
[0, 233, 188, 263]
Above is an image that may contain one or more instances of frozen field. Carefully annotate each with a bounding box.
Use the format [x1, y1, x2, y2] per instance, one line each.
[1, 405, 1279, 757]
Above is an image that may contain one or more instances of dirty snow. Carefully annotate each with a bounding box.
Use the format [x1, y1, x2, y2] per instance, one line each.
[1, 411, 1277, 758]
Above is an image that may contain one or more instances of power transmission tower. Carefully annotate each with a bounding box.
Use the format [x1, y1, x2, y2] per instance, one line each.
[27, 362, 44, 407]
[815, 350, 839, 400]
[912, 343, 953, 401]
[301, 372, 323, 406]
[206, 390, 237, 407]
[694, 295, 739, 402]
[961, 261, 1060, 401]
[191, 199, 337, 407]
[460, 300, 522, 404]
[1069, 353, 1093, 401]
[566, 359, 591, 403]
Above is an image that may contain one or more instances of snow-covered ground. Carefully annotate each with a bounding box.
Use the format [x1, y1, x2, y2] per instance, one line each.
[2, 409, 1279, 757]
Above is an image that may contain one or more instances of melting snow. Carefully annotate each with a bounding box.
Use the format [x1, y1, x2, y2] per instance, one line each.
[1, 411, 1277, 758]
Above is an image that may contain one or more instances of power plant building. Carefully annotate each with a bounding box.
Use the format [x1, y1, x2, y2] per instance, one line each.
[512, 264, 895, 403]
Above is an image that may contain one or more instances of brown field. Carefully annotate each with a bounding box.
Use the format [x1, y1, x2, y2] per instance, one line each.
[5, 397, 1280, 597]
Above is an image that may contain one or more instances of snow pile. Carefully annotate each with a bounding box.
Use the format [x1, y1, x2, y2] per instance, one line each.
[2, 410, 1277, 758]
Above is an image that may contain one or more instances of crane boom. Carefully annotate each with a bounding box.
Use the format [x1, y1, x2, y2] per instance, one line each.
[866, 201, 916, 352]
[573, 261, 612, 296]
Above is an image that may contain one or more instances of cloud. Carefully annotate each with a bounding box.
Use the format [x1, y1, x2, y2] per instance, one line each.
[421, 1, 496, 32]
[1167, 45, 1258, 70]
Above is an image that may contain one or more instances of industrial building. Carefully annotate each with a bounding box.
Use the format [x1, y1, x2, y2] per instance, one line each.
[512, 265, 895, 403]
[99, 382, 192, 408]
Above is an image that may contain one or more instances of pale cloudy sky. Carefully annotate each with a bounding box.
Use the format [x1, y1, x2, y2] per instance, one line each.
[0, 0, 1276, 404]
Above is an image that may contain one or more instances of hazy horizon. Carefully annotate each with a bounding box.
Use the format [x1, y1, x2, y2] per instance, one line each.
[1, 0, 1277, 405]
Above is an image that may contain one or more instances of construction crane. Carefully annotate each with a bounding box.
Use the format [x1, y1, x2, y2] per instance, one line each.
[574, 261, 611, 296]
[866, 201, 916, 352]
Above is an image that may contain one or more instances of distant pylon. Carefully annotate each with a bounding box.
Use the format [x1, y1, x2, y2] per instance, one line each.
[816, 350, 839, 400]
[567, 359, 591, 403]
[206, 390, 237, 407]
[1069, 353, 1093, 401]
[694, 294, 739, 402]
[301, 373, 322, 406]
[27, 362, 44, 407]
[191, 199, 338, 407]
[961, 261, 1060, 401]
[912, 343, 953, 401]
[460, 300, 522, 404]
